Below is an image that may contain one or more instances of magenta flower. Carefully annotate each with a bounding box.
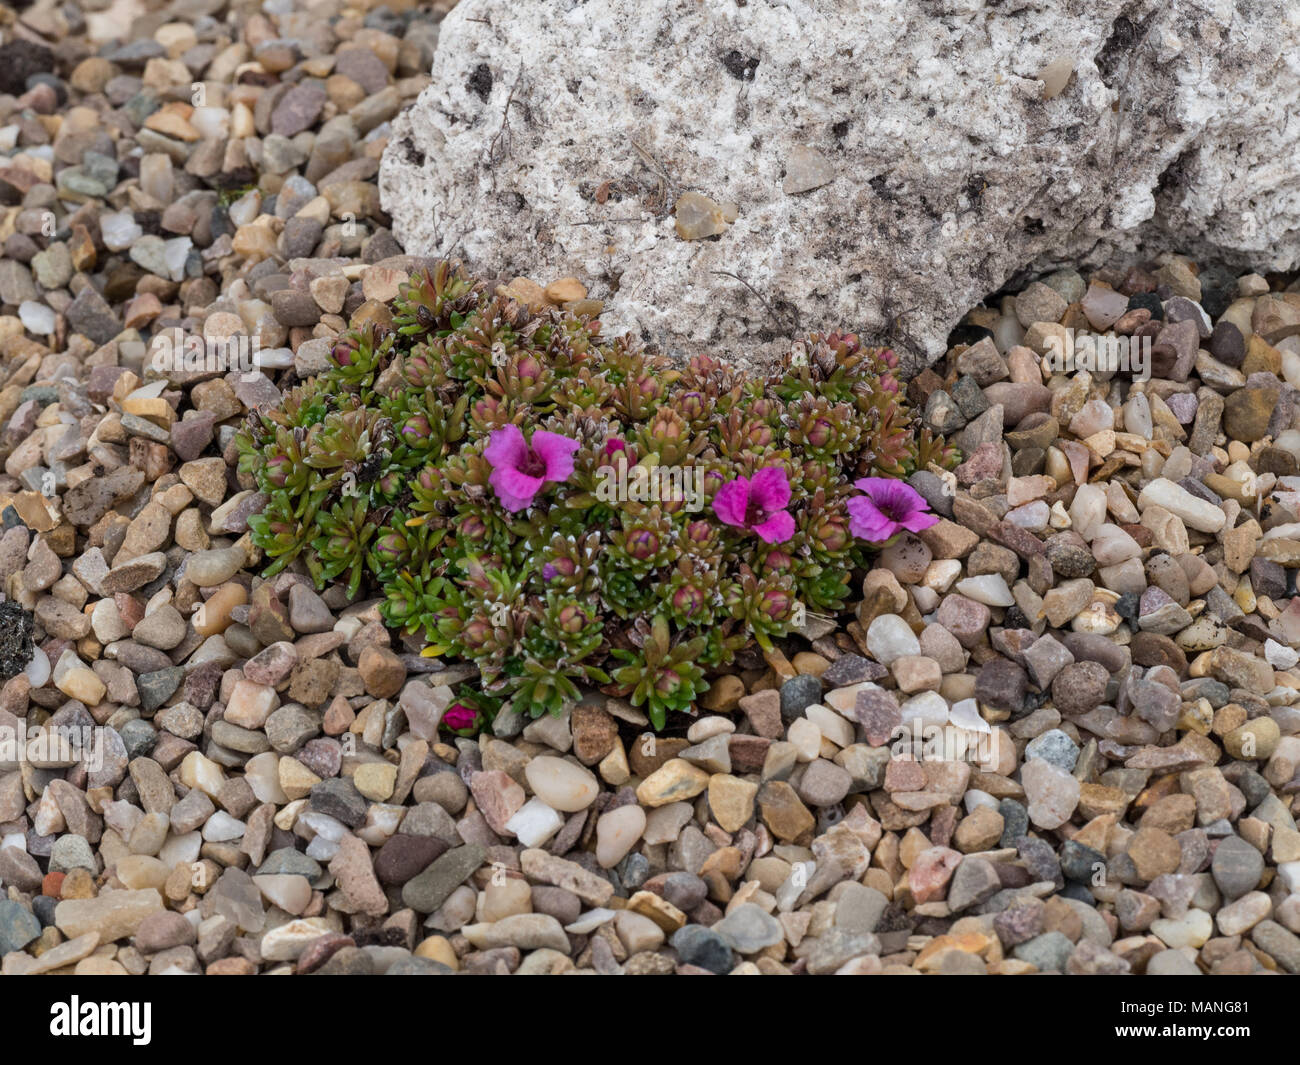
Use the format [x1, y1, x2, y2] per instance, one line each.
[848, 477, 938, 542]
[713, 467, 795, 544]
[484, 424, 579, 512]
[603, 437, 626, 458]
[443, 703, 478, 730]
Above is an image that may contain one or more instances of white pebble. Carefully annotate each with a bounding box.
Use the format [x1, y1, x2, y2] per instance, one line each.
[524, 756, 599, 812]
[504, 797, 564, 847]
[954, 574, 1014, 607]
[191, 106, 231, 140]
[595, 804, 646, 868]
[23, 646, 50, 688]
[565, 909, 616, 934]
[865, 613, 920, 665]
[1265, 639, 1300, 670]
[900, 690, 950, 729]
[100, 210, 143, 251]
[1137, 478, 1225, 533]
[18, 300, 55, 336]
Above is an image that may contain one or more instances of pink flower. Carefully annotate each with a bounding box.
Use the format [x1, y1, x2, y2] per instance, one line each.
[713, 466, 795, 544]
[848, 477, 938, 542]
[484, 424, 579, 512]
[603, 437, 626, 458]
[443, 704, 478, 730]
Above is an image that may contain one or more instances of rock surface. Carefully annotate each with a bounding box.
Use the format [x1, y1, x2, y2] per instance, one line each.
[381, 0, 1300, 375]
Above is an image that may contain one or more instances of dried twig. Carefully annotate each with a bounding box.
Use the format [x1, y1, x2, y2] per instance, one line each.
[483, 70, 524, 174]
[711, 270, 801, 335]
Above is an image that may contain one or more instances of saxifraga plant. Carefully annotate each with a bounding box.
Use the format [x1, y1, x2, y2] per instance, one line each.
[237, 261, 958, 730]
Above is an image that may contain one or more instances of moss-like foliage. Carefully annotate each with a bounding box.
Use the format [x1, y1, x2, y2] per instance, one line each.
[237, 262, 956, 729]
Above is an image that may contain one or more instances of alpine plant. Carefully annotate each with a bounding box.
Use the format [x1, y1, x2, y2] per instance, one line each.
[237, 262, 956, 731]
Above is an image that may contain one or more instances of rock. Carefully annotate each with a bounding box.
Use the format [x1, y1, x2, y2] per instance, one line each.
[525, 756, 599, 812]
[1021, 758, 1079, 829]
[54, 890, 163, 942]
[0, 899, 41, 954]
[402, 845, 487, 913]
[670, 925, 734, 974]
[713, 903, 783, 953]
[1211, 835, 1264, 899]
[1013, 930, 1074, 972]
[383, 0, 1300, 374]
[636, 759, 709, 807]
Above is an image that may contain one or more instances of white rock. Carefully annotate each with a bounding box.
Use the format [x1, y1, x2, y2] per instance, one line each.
[923, 559, 962, 592]
[1123, 392, 1153, 439]
[1021, 758, 1080, 830]
[254, 346, 294, 369]
[565, 908, 616, 934]
[201, 811, 246, 842]
[1150, 909, 1213, 950]
[157, 831, 202, 871]
[805, 703, 854, 748]
[1069, 485, 1109, 543]
[504, 797, 564, 847]
[99, 210, 143, 251]
[865, 613, 920, 665]
[1137, 478, 1226, 533]
[260, 918, 334, 961]
[1091, 523, 1141, 565]
[899, 690, 949, 730]
[253, 874, 312, 915]
[18, 301, 55, 336]
[190, 106, 230, 140]
[244, 751, 290, 804]
[948, 697, 989, 733]
[1277, 862, 1300, 893]
[23, 646, 50, 688]
[179, 751, 226, 798]
[954, 574, 1014, 607]
[787, 717, 821, 761]
[162, 236, 192, 281]
[686, 716, 735, 742]
[299, 811, 346, 842]
[1266, 639, 1300, 670]
[305, 835, 340, 861]
[357, 803, 405, 846]
[595, 804, 646, 868]
[524, 756, 599, 811]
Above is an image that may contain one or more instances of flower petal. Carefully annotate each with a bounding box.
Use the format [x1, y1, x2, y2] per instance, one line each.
[847, 495, 898, 542]
[484, 424, 527, 470]
[490, 465, 545, 512]
[712, 477, 751, 527]
[862, 476, 930, 519]
[532, 430, 581, 483]
[752, 510, 795, 544]
[900, 509, 940, 533]
[749, 465, 791, 511]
